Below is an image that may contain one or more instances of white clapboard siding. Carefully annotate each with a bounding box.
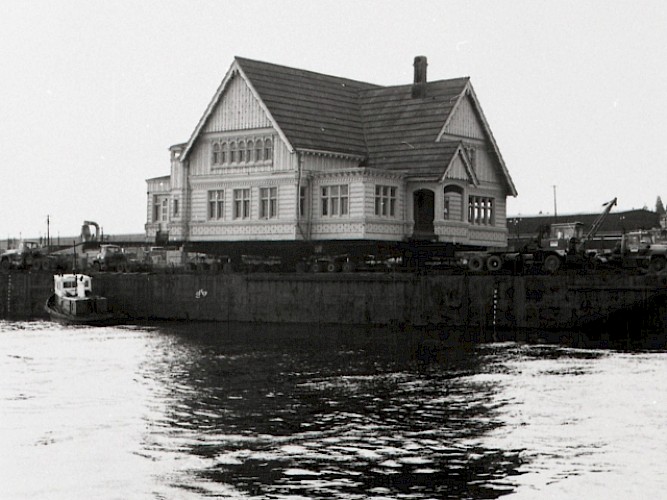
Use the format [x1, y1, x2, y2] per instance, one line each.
[474, 148, 500, 184]
[203, 74, 271, 133]
[443, 95, 485, 140]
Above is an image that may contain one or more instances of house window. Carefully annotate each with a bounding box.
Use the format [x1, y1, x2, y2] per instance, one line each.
[233, 188, 251, 219]
[208, 190, 225, 220]
[264, 138, 273, 161]
[212, 142, 220, 165]
[173, 198, 179, 217]
[259, 187, 277, 219]
[246, 140, 254, 162]
[230, 142, 237, 163]
[221, 142, 228, 164]
[299, 186, 308, 217]
[374, 185, 396, 217]
[321, 185, 349, 217]
[255, 140, 263, 162]
[468, 196, 494, 225]
[152, 198, 161, 223]
[238, 141, 245, 163]
[161, 198, 168, 222]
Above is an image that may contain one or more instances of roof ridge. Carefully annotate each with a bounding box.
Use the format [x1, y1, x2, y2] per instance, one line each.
[234, 56, 383, 90]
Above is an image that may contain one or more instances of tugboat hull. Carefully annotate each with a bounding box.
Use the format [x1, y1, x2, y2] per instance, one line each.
[45, 294, 116, 326]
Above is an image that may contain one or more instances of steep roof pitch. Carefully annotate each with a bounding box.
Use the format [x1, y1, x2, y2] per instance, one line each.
[236, 57, 379, 156]
[180, 56, 516, 195]
[359, 79, 469, 172]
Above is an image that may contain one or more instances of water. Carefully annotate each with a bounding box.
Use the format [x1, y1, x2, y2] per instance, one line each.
[1, 320, 666, 499]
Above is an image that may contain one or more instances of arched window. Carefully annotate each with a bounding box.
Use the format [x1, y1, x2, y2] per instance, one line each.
[221, 142, 228, 164]
[238, 141, 245, 163]
[212, 142, 220, 165]
[264, 138, 273, 161]
[443, 185, 464, 221]
[230, 142, 237, 163]
[246, 140, 254, 162]
[255, 140, 263, 162]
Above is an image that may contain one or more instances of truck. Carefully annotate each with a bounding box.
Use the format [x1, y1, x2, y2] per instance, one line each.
[601, 229, 667, 272]
[0, 240, 75, 272]
[1, 241, 45, 271]
[91, 244, 130, 272]
[463, 198, 618, 274]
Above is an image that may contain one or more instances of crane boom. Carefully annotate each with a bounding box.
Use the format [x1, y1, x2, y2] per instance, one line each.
[583, 197, 617, 243]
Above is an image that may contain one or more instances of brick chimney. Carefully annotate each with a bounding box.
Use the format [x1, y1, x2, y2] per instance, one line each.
[412, 56, 428, 98]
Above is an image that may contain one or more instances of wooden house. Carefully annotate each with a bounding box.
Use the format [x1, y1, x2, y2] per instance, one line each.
[145, 56, 517, 262]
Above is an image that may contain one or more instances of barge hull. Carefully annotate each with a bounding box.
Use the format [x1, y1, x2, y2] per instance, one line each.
[2, 272, 667, 340]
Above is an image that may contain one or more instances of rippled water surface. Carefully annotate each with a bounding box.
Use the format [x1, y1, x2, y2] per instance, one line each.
[1, 320, 666, 499]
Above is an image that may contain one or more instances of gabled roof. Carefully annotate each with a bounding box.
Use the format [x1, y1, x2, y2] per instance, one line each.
[181, 56, 517, 195]
[360, 79, 469, 173]
[236, 57, 379, 156]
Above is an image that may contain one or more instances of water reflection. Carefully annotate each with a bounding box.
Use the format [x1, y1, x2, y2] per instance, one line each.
[138, 323, 524, 498]
[4, 321, 663, 498]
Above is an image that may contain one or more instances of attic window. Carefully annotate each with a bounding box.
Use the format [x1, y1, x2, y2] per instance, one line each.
[221, 142, 228, 163]
[230, 142, 237, 163]
[255, 141, 263, 162]
[264, 138, 273, 161]
[239, 141, 246, 162]
[211, 135, 273, 167]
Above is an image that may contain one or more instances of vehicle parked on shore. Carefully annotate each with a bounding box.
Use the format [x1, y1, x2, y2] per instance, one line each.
[600, 230, 667, 272]
[92, 244, 130, 272]
[0, 240, 74, 272]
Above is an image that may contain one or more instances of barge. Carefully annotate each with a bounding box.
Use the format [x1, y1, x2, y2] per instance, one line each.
[2, 269, 666, 346]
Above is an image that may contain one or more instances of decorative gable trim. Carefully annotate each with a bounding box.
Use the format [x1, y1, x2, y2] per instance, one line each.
[440, 143, 479, 186]
[436, 82, 517, 197]
[299, 148, 366, 161]
[181, 59, 294, 162]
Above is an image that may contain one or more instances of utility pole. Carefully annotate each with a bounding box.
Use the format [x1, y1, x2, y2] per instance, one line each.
[46, 214, 50, 251]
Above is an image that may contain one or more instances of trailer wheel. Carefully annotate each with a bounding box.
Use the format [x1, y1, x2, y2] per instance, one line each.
[649, 257, 666, 273]
[468, 256, 484, 272]
[543, 255, 561, 273]
[342, 260, 356, 273]
[326, 262, 338, 273]
[486, 255, 503, 272]
[310, 262, 323, 273]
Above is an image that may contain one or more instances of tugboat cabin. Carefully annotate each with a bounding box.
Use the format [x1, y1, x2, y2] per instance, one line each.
[53, 274, 107, 316]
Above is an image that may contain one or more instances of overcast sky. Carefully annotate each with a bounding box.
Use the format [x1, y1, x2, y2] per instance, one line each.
[2, 0, 666, 239]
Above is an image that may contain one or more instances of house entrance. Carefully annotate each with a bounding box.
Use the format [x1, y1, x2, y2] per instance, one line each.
[413, 189, 435, 238]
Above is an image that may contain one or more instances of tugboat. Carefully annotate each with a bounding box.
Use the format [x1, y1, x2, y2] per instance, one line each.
[45, 273, 116, 325]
